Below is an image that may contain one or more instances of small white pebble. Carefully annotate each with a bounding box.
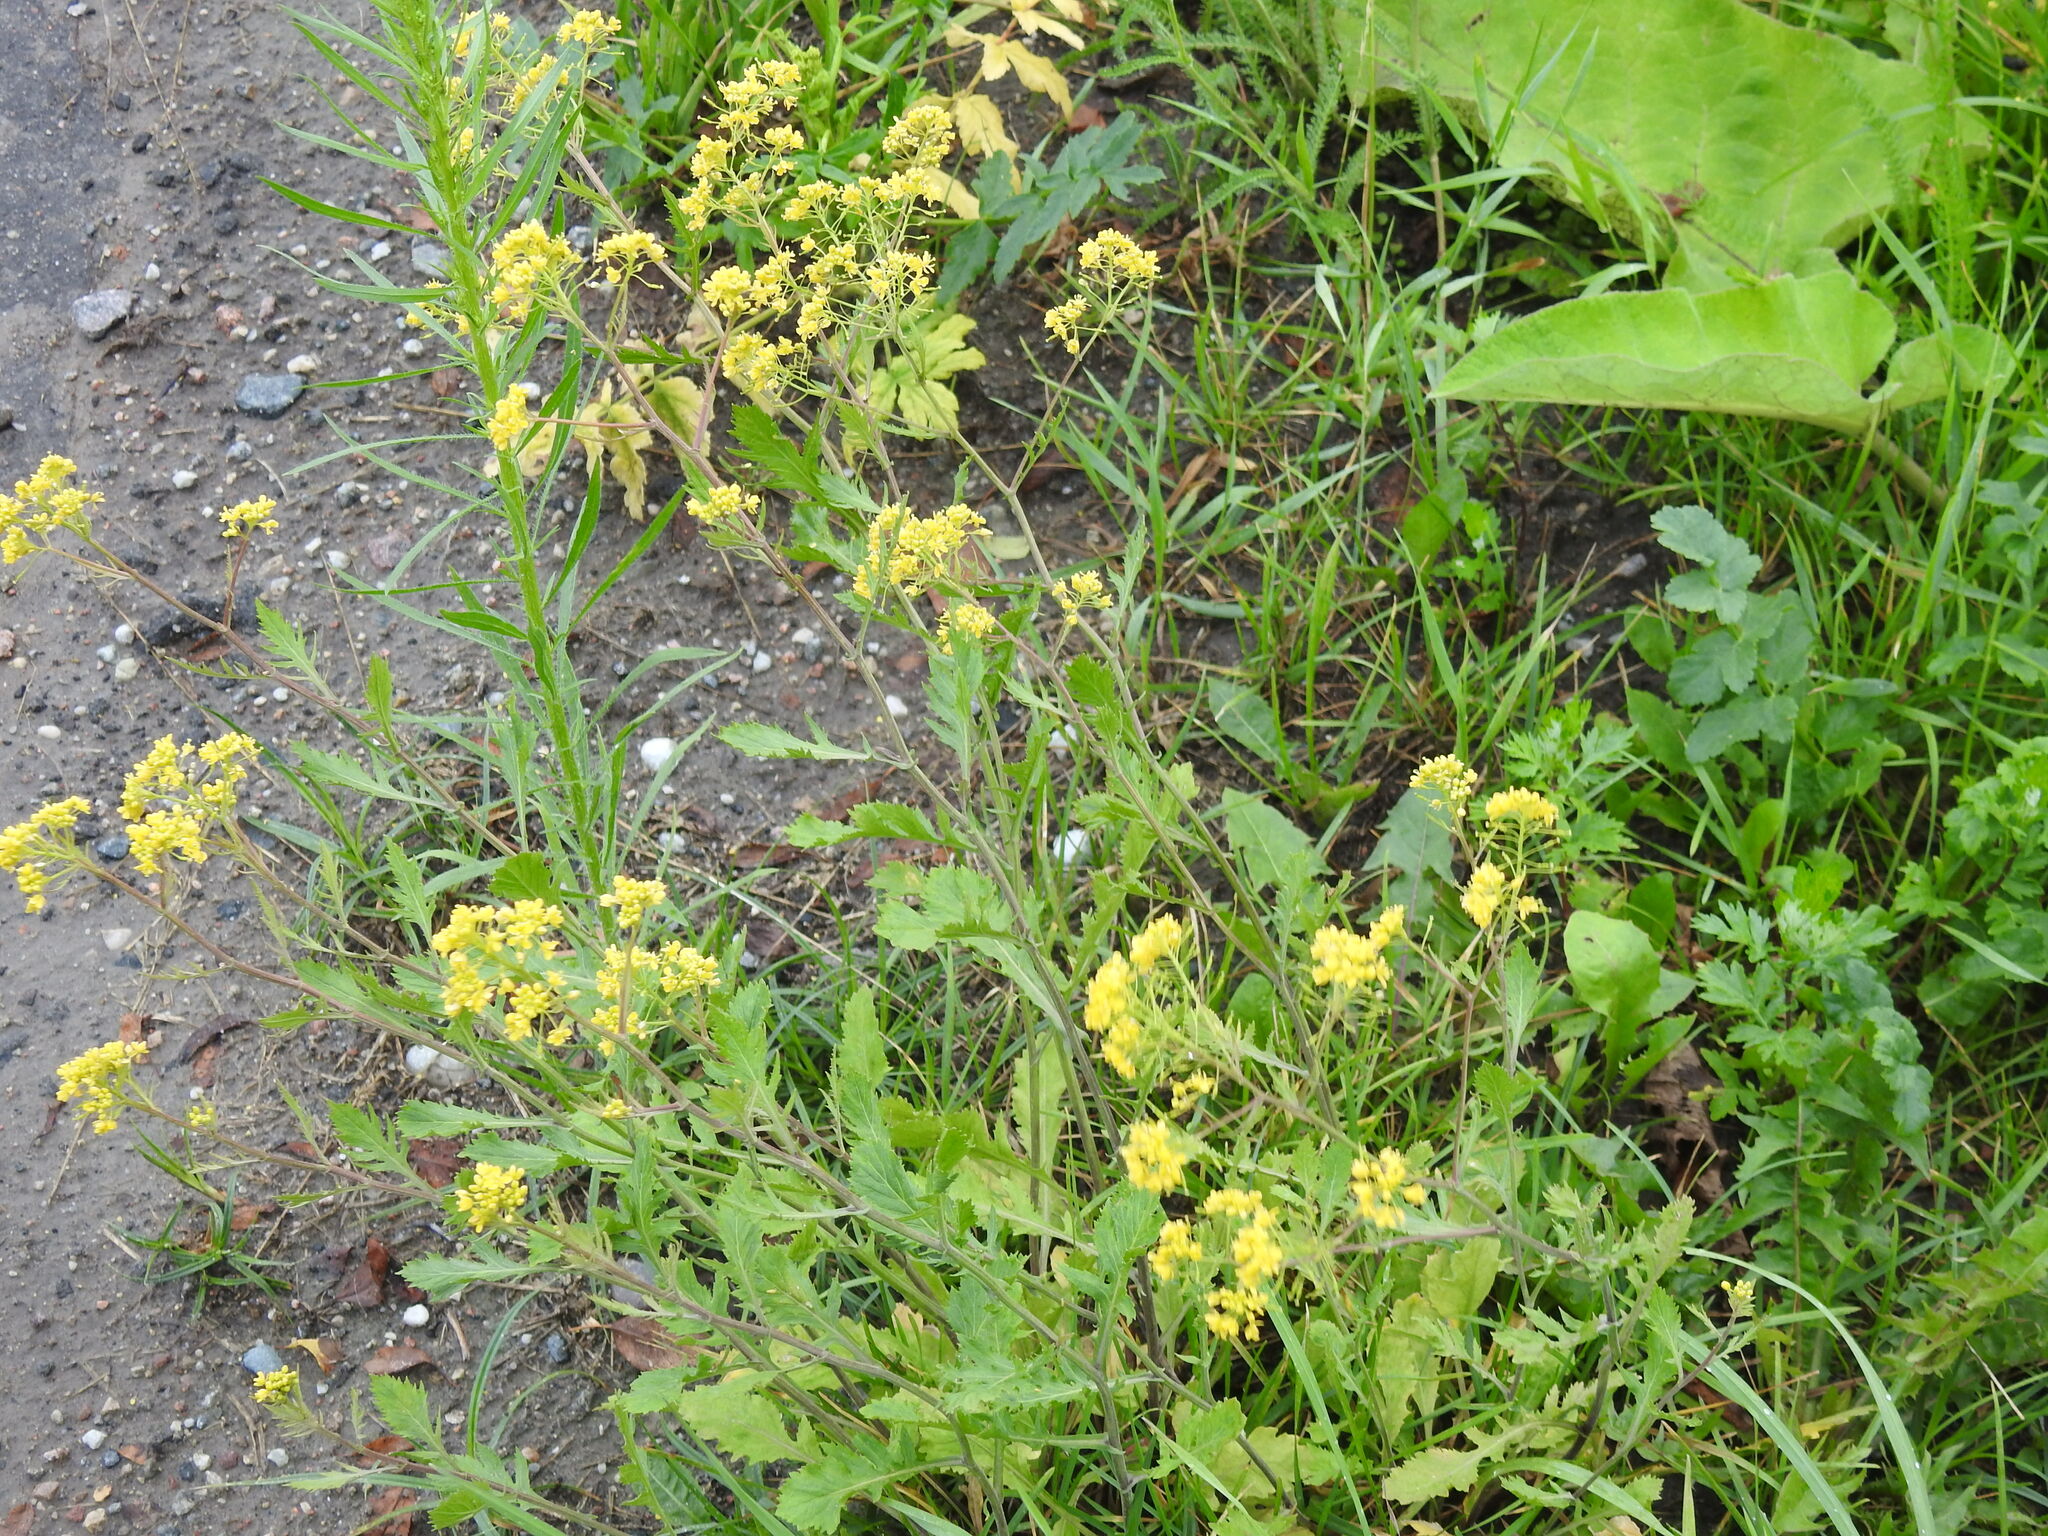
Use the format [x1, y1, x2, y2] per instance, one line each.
[639, 737, 678, 772]
[270, 687, 289, 703]
[170, 469, 198, 490]
[266, 1448, 289, 1468]
[301, 535, 323, 555]
[81, 1429, 107, 1451]
[143, 261, 162, 281]
[368, 240, 393, 260]
[36, 723, 61, 740]
[884, 694, 909, 720]
[189, 1452, 210, 1471]
[400, 337, 425, 357]
[401, 1303, 431, 1327]
[1053, 828, 1092, 869]
[717, 792, 736, 806]
[102, 928, 135, 952]
[750, 649, 773, 674]
[325, 548, 351, 571]
[284, 353, 318, 376]
[113, 623, 135, 644]
[113, 657, 140, 682]
[96, 644, 117, 664]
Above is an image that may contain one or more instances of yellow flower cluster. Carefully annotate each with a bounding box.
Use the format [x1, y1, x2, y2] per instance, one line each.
[881, 100, 955, 166]
[1202, 1188, 1282, 1342]
[686, 485, 762, 524]
[1350, 1147, 1427, 1231]
[1309, 904, 1405, 990]
[1129, 913, 1186, 975]
[456, 1161, 528, 1232]
[555, 9, 620, 46]
[852, 502, 987, 603]
[1168, 1072, 1216, 1116]
[1148, 1218, 1203, 1281]
[431, 899, 570, 1033]
[1, 454, 102, 564]
[1083, 951, 1142, 1080]
[1044, 229, 1163, 355]
[116, 733, 259, 877]
[934, 600, 999, 654]
[598, 873, 667, 926]
[1721, 1276, 1758, 1319]
[0, 796, 90, 912]
[251, 1367, 299, 1405]
[1051, 571, 1112, 624]
[675, 61, 806, 234]
[1078, 229, 1161, 285]
[488, 221, 576, 321]
[591, 939, 719, 1044]
[1461, 862, 1512, 929]
[217, 496, 279, 540]
[1485, 786, 1560, 829]
[1411, 754, 1480, 814]
[486, 389, 533, 453]
[595, 229, 662, 284]
[56, 1040, 149, 1134]
[1121, 1118, 1188, 1194]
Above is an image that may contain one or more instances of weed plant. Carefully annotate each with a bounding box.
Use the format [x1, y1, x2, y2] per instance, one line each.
[2, 0, 2046, 1533]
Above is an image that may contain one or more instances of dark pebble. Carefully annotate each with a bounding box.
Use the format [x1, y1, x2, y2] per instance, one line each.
[0, 407, 12, 432]
[111, 91, 130, 110]
[215, 899, 245, 921]
[93, 833, 130, 862]
[199, 161, 224, 188]
[227, 151, 260, 173]
[213, 212, 240, 236]
[55, 1277, 72, 1298]
[234, 372, 303, 419]
[176, 1460, 198, 1482]
[34, 1361, 53, 1378]
[148, 168, 177, 189]
[130, 130, 152, 153]
[114, 955, 143, 969]
[101, 1449, 122, 1469]
[543, 1331, 570, 1365]
[79, 176, 94, 192]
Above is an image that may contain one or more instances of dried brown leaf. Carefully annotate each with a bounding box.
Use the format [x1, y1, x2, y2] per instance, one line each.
[609, 1317, 691, 1371]
[407, 1136, 462, 1189]
[333, 1236, 391, 1309]
[364, 1343, 434, 1376]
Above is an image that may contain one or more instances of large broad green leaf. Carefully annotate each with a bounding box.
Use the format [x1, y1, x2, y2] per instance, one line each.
[1336, 0, 1971, 289]
[1439, 273, 1896, 431]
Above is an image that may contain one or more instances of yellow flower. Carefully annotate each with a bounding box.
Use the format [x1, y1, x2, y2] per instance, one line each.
[487, 221, 576, 319]
[882, 100, 954, 166]
[702, 265, 756, 318]
[1721, 1277, 1758, 1319]
[1148, 1219, 1203, 1281]
[1229, 1211, 1285, 1288]
[594, 229, 662, 283]
[853, 503, 987, 602]
[1484, 786, 1560, 830]
[218, 496, 279, 539]
[1078, 228, 1161, 285]
[1460, 862, 1512, 929]
[431, 902, 500, 957]
[1411, 754, 1479, 813]
[1205, 1284, 1268, 1342]
[0, 452, 102, 562]
[56, 1040, 149, 1134]
[1051, 570, 1111, 622]
[455, 1161, 528, 1232]
[1168, 1072, 1216, 1115]
[442, 955, 495, 1018]
[504, 55, 557, 110]
[1102, 1014, 1141, 1081]
[1350, 1147, 1427, 1231]
[1120, 1119, 1188, 1194]
[0, 796, 91, 913]
[502, 980, 556, 1041]
[599, 874, 667, 926]
[1084, 952, 1134, 1035]
[595, 1096, 630, 1120]
[654, 941, 719, 994]
[129, 808, 206, 875]
[1309, 906, 1401, 990]
[934, 600, 999, 654]
[1202, 1187, 1266, 1222]
[555, 9, 620, 46]
[1044, 295, 1088, 354]
[486, 389, 533, 453]
[720, 331, 800, 398]
[187, 1101, 217, 1130]
[251, 1367, 299, 1406]
[1129, 913, 1186, 975]
[686, 484, 761, 523]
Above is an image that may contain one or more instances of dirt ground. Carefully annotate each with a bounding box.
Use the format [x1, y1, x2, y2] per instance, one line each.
[0, 3, 985, 1531]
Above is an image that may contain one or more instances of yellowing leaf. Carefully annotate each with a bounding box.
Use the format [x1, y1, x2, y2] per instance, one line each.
[1044, 0, 1090, 20]
[909, 166, 981, 218]
[952, 91, 1018, 160]
[998, 40, 1073, 114]
[646, 375, 709, 448]
[1016, 9, 1086, 47]
[570, 382, 656, 520]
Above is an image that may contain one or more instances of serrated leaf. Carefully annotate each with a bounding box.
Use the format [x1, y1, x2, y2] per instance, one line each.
[776, 1437, 918, 1534]
[721, 719, 872, 761]
[1651, 504, 1760, 622]
[1383, 1444, 1486, 1504]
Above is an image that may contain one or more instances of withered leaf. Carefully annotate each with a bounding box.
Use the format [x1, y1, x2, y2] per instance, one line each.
[609, 1316, 691, 1371]
[333, 1236, 391, 1309]
[290, 1336, 344, 1374]
[406, 1136, 462, 1189]
[365, 1343, 434, 1376]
